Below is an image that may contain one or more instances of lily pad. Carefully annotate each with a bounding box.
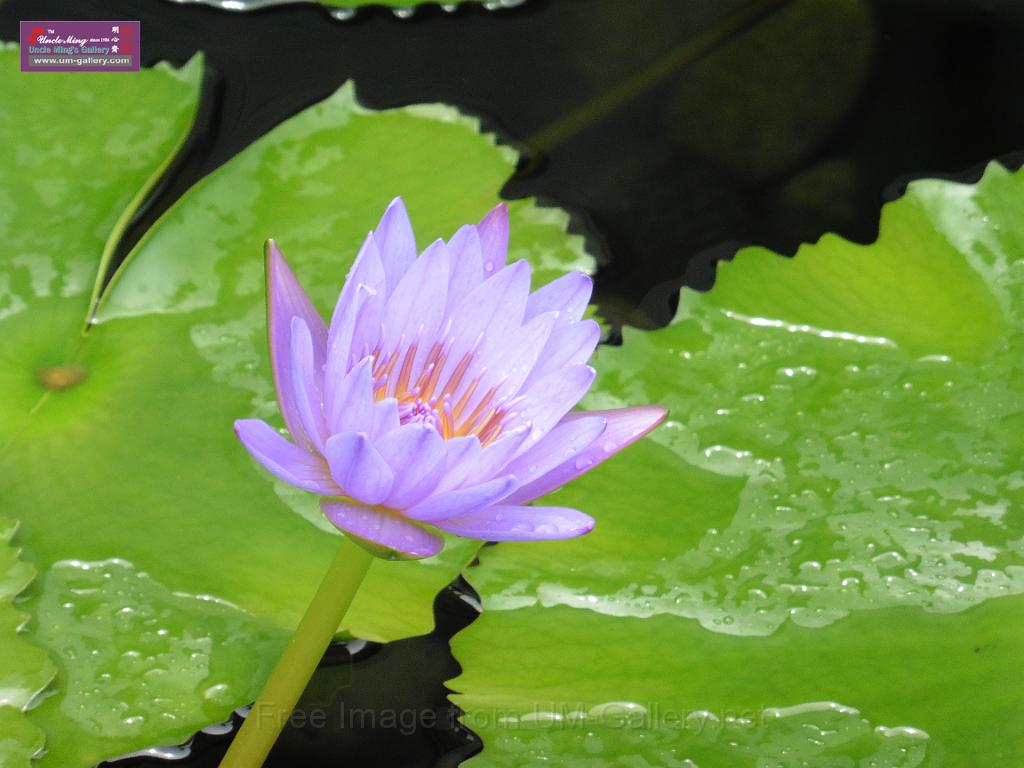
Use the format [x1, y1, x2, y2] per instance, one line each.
[0, 49, 590, 765]
[28, 559, 285, 767]
[0, 519, 56, 768]
[0, 707, 47, 768]
[452, 163, 1024, 765]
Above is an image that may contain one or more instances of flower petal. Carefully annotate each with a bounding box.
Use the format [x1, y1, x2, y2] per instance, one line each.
[323, 432, 394, 505]
[505, 405, 668, 505]
[290, 316, 327, 453]
[325, 282, 376, 401]
[446, 259, 530, 345]
[380, 238, 449, 378]
[324, 234, 385, 412]
[349, 287, 385, 370]
[502, 414, 607, 487]
[467, 426, 530, 484]
[405, 475, 519, 523]
[375, 423, 447, 508]
[445, 224, 484, 315]
[523, 318, 601, 390]
[504, 364, 596, 449]
[343, 231, 388, 297]
[266, 240, 327, 451]
[437, 260, 531, 396]
[234, 419, 339, 495]
[326, 356, 375, 435]
[321, 500, 443, 559]
[374, 197, 418, 291]
[439, 204, 511, 323]
[371, 396, 401, 440]
[476, 202, 509, 277]
[431, 435, 483, 493]
[469, 311, 558, 413]
[433, 504, 594, 542]
[524, 271, 592, 328]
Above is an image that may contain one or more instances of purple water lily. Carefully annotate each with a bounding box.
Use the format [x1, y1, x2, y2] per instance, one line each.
[234, 199, 666, 559]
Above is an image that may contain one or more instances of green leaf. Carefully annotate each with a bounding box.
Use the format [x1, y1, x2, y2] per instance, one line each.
[0, 708, 46, 768]
[0, 49, 591, 764]
[452, 163, 1024, 766]
[0, 519, 57, 768]
[28, 559, 285, 767]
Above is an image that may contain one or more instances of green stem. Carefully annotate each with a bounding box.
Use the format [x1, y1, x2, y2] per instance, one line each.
[220, 536, 373, 768]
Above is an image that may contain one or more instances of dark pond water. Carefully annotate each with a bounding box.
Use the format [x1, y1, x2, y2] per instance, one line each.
[2, 0, 1023, 765]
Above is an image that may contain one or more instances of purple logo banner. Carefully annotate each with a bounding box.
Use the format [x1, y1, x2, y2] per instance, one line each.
[20, 21, 140, 72]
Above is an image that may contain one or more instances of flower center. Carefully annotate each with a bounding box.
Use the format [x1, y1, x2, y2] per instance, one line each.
[370, 341, 506, 445]
[397, 398, 446, 431]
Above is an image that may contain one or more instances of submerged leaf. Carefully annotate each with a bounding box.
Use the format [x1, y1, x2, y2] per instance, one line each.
[452, 163, 1024, 765]
[666, 0, 875, 182]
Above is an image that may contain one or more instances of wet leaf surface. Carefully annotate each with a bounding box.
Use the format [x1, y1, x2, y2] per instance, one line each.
[452, 164, 1024, 766]
[0, 519, 56, 768]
